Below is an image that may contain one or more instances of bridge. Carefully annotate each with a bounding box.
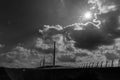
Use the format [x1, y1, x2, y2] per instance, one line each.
[38, 41, 120, 69]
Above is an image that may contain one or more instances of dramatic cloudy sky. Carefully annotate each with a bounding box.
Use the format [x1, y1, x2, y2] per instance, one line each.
[0, 0, 120, 68]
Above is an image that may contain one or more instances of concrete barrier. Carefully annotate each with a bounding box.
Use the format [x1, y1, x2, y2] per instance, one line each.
[113, 59, 119, 67]
[91, 62, 94, 68]
[80, 63, 83, 68]
[81, 64, 84, 68]
[97, 62, 102, 68]
[88, 63, 91, 68]
[87, 63, 89, 68]
[91, 62, 94, 67]
[93, 62, 98, 67]
[82, 63, 84, 68]
[102, 61, 106, 68]
[82, 64, 84, 68]
[78, 59, 119, 68]
[79, 64, 81, 68]
[84, 63, 87, 68]
[84, 63, 86, 68]
[85, 63, 88, 68]
[81, 63, 83, 68]
[106, 61, 112, 67]
[90, 63, 93, 68]
[86, 63, 89, 68]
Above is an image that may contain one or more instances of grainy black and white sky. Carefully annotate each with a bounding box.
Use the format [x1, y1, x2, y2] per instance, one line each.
[0, 0, 120, 68]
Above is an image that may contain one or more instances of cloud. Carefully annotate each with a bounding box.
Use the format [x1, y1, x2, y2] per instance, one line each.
[88, 0, 118, 14]
[76, 55, 106, 63]
[68, 24, 111, 50]
[1, 0, 120, 68]
[57, 53, 76, 62]
[75, 48, 107, 62]
[100, 11, 120, 39]
[0, 46, 53, 68]
[33, 0, 120, 64]
[39, 24, 102, 51]
[0, 44, 5, 48]
[92, 38, 120, 60]
[115, 38, 120, 50]
[35, 38, 53, 49]
[101, 4, 117, 13]
[105, 53, 119, 60]
[36, 0, 120, 51]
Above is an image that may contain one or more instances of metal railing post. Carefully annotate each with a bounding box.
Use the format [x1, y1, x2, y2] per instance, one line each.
[53, 41, 56, 66]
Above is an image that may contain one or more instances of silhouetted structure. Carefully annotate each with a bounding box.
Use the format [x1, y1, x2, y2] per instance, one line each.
[43, 56, 45, 66]
[53, 41, 56, 66]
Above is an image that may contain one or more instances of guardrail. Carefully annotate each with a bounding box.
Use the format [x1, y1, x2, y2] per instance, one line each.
[77, 59, 120, 68]
[39, 58, 120, 68]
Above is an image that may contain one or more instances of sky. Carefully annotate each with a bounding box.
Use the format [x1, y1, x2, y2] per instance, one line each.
[0, 0, 120, 68]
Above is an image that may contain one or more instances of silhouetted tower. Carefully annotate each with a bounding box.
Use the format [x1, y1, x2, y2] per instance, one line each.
[53, 41, 56, 66]
[43, 56, 45, 67]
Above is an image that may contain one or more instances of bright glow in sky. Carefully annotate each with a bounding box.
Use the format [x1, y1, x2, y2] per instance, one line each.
[84, 11, 93, 20]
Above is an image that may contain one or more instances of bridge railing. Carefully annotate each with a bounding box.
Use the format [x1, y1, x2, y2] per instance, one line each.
[39, 57, 120, 68]
[78, 59, 120, 68]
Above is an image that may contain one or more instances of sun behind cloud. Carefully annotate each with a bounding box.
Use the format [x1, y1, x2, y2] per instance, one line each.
[84, 11, 93, 20]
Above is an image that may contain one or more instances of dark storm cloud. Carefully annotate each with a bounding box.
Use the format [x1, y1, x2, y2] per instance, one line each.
[36, 48, 54, 54]
[0, 46, 48, 68]
[75, 52, 89, 57]
[40, 9, 120, 51]
[105, 53, 120, 60]
[100, 10, 120, 38]
[68, 24, 114, 50]
[41, 28, 63, 39]
[66, 1, 120, 51]
[57, 55, 76, 62]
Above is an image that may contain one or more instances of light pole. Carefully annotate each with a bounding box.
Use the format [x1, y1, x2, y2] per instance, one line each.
[53, 41, 56, 66]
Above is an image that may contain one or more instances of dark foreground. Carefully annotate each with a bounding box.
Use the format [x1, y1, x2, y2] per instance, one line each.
[0, 67, 120, 80]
